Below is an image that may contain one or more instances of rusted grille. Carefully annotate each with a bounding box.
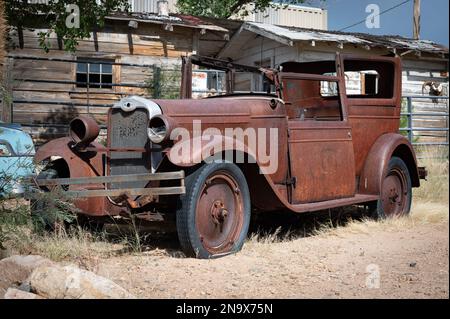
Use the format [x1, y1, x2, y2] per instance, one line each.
[109, 108, 151, 191]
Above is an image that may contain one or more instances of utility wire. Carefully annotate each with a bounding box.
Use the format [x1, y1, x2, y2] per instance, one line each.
[339, 0, 412, 31]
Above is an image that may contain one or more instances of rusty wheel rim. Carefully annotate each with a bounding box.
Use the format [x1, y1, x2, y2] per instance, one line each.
[381, 167, 408, 217]
[195, 171, 244, 254]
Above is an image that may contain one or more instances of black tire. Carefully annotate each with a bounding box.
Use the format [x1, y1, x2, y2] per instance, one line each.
[176, 163, 251, 259]
[369, 156, 412, 219]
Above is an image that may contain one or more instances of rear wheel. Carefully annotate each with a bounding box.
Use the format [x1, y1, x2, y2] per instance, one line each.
[369, 156, 412, 219]
[176, 163, 251, 259]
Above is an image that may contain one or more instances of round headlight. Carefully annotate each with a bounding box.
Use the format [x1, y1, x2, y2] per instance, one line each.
[148, 115, 170, 144]
[69, 116, 100, 150]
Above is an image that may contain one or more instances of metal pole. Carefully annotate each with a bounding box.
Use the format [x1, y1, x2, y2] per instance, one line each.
[407, 96, 413, 142]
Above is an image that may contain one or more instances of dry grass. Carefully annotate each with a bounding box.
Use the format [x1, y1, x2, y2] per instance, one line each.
[312, 202, 448, 238]
[247, 227, 294, 244]
[309, 148, 449, 239]
[414, 146, 449, 204]
[4, 226, 125, 267]
[249, 149, 449, 243]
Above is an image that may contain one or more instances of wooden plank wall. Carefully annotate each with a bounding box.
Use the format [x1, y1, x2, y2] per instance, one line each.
[7, 21, 193, 144]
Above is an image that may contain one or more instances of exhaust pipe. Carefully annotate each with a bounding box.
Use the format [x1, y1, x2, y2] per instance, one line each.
[69, 116, 100, 150]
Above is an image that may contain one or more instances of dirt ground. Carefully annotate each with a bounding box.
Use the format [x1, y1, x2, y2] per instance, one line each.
[95, 202, 449, 299]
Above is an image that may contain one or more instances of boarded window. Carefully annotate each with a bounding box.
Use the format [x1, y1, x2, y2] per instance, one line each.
[76, 58, 114, 89]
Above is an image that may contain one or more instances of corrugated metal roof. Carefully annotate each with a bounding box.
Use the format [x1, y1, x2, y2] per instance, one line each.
[106, 12, 228, 32]
[245, 22, 448, 55]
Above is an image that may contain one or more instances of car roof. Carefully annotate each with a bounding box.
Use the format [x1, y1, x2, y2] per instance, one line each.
[0, 124, 35, 155]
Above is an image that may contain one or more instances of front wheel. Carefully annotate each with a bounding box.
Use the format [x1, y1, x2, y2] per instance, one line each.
[369, 156, 412, 219]
[176, 163, 251, 259]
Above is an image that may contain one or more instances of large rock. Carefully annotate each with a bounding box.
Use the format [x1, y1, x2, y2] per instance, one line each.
[29, 265, 135, 299]
[4, 288, 44, 299]
[0, 255, 55, 298]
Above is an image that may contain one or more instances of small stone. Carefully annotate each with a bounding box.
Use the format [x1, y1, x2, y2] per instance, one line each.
[409, 262, 417, 268]
[29, 264, 135, 299]
[0, 255, 55, 298]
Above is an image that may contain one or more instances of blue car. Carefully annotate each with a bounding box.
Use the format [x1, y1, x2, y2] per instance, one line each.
[0, 122, 36, 198]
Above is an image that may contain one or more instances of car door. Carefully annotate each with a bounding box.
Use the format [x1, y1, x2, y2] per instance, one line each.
[280, 70, 356, 204]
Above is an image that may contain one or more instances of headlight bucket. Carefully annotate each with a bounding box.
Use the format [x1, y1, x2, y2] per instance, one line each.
[69, 116, 100, 150]
[148, 115, 176, 144]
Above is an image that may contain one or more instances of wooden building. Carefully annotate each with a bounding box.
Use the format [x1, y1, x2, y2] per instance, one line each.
[2, 10, 448, 147]
[1, 12, 230, 143]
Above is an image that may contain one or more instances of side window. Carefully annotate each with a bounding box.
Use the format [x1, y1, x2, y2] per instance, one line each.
[320, 80, 339, 97]
[0, 144, 11, 156]
[192, 69, 226, 98]
[345, 71, 380, 96]
[282, 78, 343, 121]
[343, 60, 395, 99]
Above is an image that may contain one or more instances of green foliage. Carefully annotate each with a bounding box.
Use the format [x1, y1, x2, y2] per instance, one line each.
[5, 0, 130, 52]
[176, 0, 308, 19]
[147, 66, 182, 99]
[0, 200, 29, 250]
[29, 188, 79, 232]
[0, 163, 78, 251]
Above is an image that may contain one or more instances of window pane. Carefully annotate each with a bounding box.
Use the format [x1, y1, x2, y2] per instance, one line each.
[77, 63, 87, 73]
[320, 81, 338, 96]
[89, 63, 100, 73]
[89, 73, 101, 88]
[101, 74, 113, 89]
[76, 73, 87, 87]
[102, 63, 113, 74]
[282, 78, 342, 121]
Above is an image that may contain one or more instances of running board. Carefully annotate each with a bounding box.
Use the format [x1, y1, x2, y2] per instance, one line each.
[290, 194, 379, 213]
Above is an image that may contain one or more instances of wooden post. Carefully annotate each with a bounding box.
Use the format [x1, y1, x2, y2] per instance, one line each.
[1, 58, 13, 123]
[413, 0, 421, 40]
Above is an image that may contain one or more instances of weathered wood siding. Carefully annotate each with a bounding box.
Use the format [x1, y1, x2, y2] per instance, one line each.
[6, 21, 194, 143]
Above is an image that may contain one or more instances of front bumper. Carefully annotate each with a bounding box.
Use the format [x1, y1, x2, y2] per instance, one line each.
[30, 171, 185, 199]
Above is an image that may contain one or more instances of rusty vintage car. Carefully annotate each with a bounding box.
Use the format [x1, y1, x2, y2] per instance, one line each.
[33, 54, 426, 258]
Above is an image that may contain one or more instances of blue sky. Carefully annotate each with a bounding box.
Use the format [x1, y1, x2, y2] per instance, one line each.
[300, 0, 449, 46]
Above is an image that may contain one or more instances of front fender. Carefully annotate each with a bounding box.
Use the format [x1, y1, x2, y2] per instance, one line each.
[166, 135, 258, 167]
[34, 137, 106, 216]
[359, 133, 420, 195]
[34, 137, 104, 178]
